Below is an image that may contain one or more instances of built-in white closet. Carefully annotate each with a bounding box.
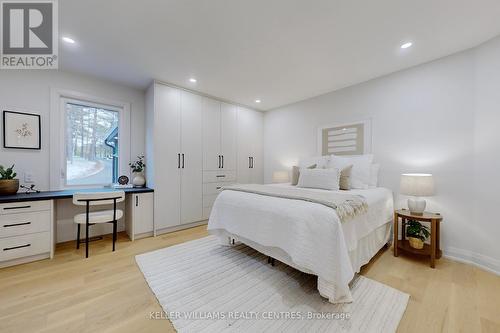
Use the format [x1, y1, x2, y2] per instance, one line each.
[237, 107, 264, 184]
[146, 81, 263, 234]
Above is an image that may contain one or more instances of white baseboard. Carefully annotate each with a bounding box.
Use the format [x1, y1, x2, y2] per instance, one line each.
[443, 246, 500, 276]
[155, 220, 207, 236]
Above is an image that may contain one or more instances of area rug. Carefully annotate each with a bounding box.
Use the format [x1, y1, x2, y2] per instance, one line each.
[136, 236, 409, 332]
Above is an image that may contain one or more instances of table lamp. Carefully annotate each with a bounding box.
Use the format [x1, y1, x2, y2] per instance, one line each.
[400, 173, 434, 215]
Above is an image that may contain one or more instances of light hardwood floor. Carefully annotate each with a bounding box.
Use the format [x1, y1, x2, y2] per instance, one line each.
[1, 225, 499, 333]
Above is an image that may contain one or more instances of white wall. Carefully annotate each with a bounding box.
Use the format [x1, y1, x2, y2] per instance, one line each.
[472, 37, 500, 270]
[0, 70, 146, 242]
[264, 36, 500, 273]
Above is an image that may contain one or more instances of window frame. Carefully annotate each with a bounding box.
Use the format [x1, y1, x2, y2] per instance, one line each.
[50, 89, 131, 190]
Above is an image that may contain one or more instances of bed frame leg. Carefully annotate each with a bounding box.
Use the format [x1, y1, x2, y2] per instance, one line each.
[267, 256, 276, 266]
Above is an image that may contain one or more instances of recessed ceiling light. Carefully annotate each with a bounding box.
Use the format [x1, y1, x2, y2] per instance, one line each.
[189, 78, 197, 83]
[400, 42, 412, 49]
[62, 37, 76, 44]
[255, 99, 261, 103]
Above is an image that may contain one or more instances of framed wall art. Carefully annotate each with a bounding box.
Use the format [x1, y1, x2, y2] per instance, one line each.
[3, 111, 41, 150]
[317, 119, 372, 156]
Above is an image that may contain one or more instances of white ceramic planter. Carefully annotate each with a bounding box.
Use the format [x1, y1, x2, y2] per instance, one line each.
[132, 172, 146, 187]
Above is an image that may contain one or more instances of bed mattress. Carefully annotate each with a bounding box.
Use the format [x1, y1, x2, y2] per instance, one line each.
[207, 184, 394, 303]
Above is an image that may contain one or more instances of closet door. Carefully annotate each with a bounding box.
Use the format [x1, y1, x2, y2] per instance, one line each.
[250, 109, 264, 184]
[237, 107, 253, 184]
[237, 107, 264, 184]
[180, 91, 203, 224]
[202, 98, 221, 171]
[154, 84, 181, 229]
[220, 103, 238, 170]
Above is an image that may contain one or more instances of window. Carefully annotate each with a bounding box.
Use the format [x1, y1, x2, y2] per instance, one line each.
[50, 89, 131, 190]
[63, 99, 121, 186]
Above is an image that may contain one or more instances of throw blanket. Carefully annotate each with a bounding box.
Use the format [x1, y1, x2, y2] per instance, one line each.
[223, 184, 367, 222]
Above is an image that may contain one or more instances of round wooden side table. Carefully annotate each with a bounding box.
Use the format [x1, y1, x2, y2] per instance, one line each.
[393, 209, 443, 268]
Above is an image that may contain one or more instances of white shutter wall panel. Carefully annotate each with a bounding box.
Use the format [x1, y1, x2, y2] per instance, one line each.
[321, 123, 365, 155]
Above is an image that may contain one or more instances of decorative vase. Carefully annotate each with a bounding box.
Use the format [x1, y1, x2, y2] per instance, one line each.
[408, 237, 424, 250]
[132, 172, 146, 187]
[0, 179, 20, 195]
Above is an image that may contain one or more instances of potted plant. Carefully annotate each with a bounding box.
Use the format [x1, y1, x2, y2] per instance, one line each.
[0, 165, 19, 195]
[406, 219, 430, 249]
[129, 155, 146, 187]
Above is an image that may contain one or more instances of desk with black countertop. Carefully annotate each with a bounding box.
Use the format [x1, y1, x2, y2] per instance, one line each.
[0, 187, 154, 268]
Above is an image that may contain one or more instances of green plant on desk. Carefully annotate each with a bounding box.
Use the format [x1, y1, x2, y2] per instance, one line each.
[0, 164, 17, 179]
[0, 164, 19, 195]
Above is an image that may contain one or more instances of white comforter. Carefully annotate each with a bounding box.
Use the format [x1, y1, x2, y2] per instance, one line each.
[207, 185, 393, 303]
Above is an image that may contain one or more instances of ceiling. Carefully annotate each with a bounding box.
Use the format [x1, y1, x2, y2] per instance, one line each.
[59, 0, 500, 110]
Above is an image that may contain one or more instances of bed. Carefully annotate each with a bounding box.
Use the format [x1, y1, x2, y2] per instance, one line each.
[207, 183, 394, 304]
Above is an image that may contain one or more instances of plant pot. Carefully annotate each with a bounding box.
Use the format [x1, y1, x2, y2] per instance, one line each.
[0, 179, 20, 195]
[408, 237, 424, 250]
[132, 172, 146, 187]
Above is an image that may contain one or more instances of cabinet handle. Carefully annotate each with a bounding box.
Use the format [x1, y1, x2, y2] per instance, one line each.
[178, 154, 181, 169]
[4, 221, 31, 228]
[3, 244, 31, 251]
[218, 155, 221, 168]
[222, 155, 224, 168]
[216, 175, 226, 178]
[251, 157, 254, 169]
[182, 154, 185, 169]
[216, 186, 222, 190]
[249, 157, 251, 168]
[4, 205, 31, 210]
[135, 196, 138, 207]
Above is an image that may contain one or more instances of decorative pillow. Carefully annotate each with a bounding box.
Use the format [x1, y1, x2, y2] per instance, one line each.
[327, 154, 374, 189]
[291, 164, 316, 186]
[339, 165, 353, 190]
[299, 156, 330, 169]
[369, 163, 380, 188]
[297, 168, 340, 191]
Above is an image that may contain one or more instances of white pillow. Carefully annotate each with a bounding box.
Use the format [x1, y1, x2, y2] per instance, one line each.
[327, 154, 374, 189]
[297, 168, 340, 190]
[299, 155, 330, 169]
[369, 163, 380, 188]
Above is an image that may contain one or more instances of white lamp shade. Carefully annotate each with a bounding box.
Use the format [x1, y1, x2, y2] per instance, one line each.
[400, 173, 434, 196]
[272, 171, 290, 183]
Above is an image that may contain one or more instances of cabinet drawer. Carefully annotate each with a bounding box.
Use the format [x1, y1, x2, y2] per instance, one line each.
[0, 211, 51, 238]
[203, 182, 234, 195]
[0, 232, 51, 262]
[203, 171, 236, 183]
[202, 206, 212, 220]
[203, 194, 219, 208]
[0, 201, 51, 215]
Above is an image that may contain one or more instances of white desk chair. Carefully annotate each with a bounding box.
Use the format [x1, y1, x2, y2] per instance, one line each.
[73, 191, 125, 258]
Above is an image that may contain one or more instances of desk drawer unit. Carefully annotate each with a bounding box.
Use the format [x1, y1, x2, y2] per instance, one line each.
[0, 200, 51, 215]
[0, 200, 53, 267]
[0, 211, 51, 238]
[0, 232, 51, 262]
